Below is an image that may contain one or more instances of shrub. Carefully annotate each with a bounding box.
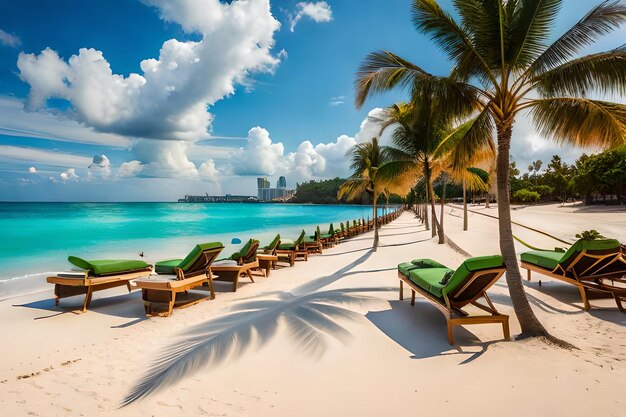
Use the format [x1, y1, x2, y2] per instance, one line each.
[530, 185, 554, 199]
[512, 189, 540, 203]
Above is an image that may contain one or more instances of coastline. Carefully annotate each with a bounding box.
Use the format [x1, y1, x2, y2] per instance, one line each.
[0, 203, 396, 296]
[0, 203, 624, 416]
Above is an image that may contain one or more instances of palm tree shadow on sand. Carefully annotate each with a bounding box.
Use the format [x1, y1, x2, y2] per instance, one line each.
[122, 249, 397, 406]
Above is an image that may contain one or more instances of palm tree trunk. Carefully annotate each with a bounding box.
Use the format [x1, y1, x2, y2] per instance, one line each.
[439, 175, 446, 244]
[463, 178, 468, 231]
[496, 123, 556, 341]
[373, 191, 379, 251]
[424, 186, 430, 230]
[427, 179, 441, 240]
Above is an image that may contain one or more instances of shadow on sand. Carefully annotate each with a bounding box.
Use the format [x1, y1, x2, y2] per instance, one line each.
[14, 291, 148, 320]
[366, 300, 502, 364]
[122, 250, 401, 405]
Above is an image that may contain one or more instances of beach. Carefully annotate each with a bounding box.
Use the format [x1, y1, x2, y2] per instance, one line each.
[1, 203, 625, 417]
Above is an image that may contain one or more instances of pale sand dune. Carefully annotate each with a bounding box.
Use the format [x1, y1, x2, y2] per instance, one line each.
[0, 204, 625, 417]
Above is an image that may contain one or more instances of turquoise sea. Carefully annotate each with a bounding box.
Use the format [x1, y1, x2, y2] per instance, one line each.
[0, 202, 389, 296]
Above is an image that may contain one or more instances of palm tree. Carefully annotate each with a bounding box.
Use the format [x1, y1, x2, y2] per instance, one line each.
[355, 0, 626, 341]
[451, 167, 490, 231]
[380, 100, 494, 244]
[338, 137, 404, 250]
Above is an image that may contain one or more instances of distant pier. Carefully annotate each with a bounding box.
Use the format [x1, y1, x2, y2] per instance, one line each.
[178, 194, 258, 203]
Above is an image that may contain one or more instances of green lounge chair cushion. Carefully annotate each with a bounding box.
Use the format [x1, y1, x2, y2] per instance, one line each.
[154, 258, 183, 275]
[398, 258, 448, 276]
[178, 242, 224, 272]
[68, 256, 150, 276]
[262, 234, 281, 251]
[228, 238, 257, 261]
[398, 262, 420, 276]
[521, 239, 621, 271]
[411, 259, 448, 269]
[305, 236, 319, 244]
[443, 255, 505, 297]
[279, 239, 296, 250]
[408, 268, 452, 298]
[520, 250, 563, 270]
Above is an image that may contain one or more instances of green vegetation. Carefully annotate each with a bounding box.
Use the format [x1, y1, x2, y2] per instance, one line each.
[291, 178, 403, 205]
[338, 137, 400, 250]
[291, 178, 349, 204]
[575, 230, 605, 240]
[510, 147, 626, 204]
[512, 189, 540, 203]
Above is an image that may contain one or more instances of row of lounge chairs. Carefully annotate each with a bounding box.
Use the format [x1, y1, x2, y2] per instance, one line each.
[397, 238, 626, 344]
[47, 209, 402, 317]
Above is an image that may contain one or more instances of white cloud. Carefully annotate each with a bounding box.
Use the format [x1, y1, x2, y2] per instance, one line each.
[17, 0, 282, 143]
[354, 107, 387, 143]
[0, 29, 21, 48]
[0, 96, 131, 147]
[59, 168, 79, 182]
[132, 140, 200, 178]
[0, 145, 92, 168]
[231, 126, 357, 182]
[289, 2, 333, 32]
[199, 159, 219, 182]
[28, 166, 37, 173]
[233, 127, 287, 175]
[118, 160, 144, 178]
[88, 154, 112, 178]
[329, 96, 345, 106]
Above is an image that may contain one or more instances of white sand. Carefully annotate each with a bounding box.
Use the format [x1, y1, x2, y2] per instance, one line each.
[1, 203, 625, 417]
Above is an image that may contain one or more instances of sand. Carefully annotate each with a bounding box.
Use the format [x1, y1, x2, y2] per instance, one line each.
[0, 203, 625, 417]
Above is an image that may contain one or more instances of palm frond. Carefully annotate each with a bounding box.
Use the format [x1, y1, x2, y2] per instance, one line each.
[508, 0, 561, 70]
[338, 178, 369, 201]
[453, 0, 503, 69]
[355, 51, 432, 108]
[530, 0, 626, 76]
[412, 0, 496, 85]
[434, 108, 495, 172]
[530, 97, 626, 148]
[534, 46, 626, 97]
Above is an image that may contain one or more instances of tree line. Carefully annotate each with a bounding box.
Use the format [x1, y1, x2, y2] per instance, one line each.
[510, 147, 626, 204]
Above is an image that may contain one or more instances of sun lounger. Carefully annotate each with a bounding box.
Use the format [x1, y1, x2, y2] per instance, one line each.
[397, 255, 509, 344]
[255, 234, 281, 276]
[47, 257, 152, 312]
[320, 224, 336, 247]
[134, 242, 224, 316]
[276, 230, 308, 266]
[520, 238, 626, 311]
[306, 228, 323, 254]
[211, 239, 260, 291]
[259, 234, 281, 255]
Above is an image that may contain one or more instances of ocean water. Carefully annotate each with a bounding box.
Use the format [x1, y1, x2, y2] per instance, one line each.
[0, 202, 390, 297]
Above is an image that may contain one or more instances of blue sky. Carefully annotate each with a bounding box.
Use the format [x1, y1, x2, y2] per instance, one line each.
[0, 0, 624, 201]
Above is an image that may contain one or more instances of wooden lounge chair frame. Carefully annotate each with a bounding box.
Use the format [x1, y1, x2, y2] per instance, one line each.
[211, 241, 260, 291]
[47, 268, 152, 312]
[276, 233, 308, 266]
[135, 245, 224, 317]
[522, 249, 626, 311]
[398, 268, 509, 345]
[306, 231, 323, 254]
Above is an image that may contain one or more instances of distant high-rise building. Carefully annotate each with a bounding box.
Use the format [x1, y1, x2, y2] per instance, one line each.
[257, 177, 270, 200]
[257, 176, 290, 201]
